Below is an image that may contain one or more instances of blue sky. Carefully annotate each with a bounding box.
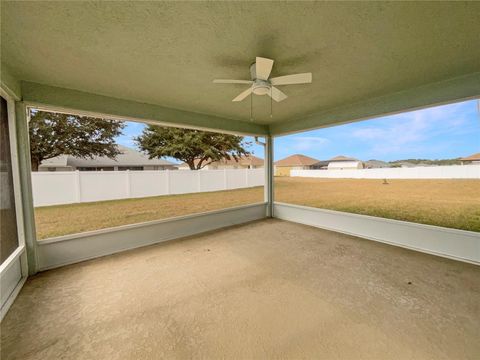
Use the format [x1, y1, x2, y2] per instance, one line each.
[116, 99, 479, 163]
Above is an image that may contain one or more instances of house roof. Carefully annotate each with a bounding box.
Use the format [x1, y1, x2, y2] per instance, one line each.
[40, 155, 69, 167]
[219, 155, 264, 166]
[459, 152, 480, 161]
[314, 160, 330, 167]
[180, 155, 264, 168]
[40, 145, 176, 168]
[275, 154, 319, 167]
[329, 155, 359, 162]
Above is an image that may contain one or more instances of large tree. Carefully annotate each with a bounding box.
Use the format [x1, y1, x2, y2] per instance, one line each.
[135, 126, 250, 170]
[29, 110, 125, 171]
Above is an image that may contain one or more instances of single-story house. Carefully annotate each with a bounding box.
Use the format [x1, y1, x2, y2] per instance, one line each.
[274, 154, 320, 176]
[327, 155, 364, 170]
[178, 155, 264, 170]
[39, 145, 178, 171]
[459, 152, 480, 165]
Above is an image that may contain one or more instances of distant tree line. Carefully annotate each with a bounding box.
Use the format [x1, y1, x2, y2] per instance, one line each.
[389, 158, 462, 166]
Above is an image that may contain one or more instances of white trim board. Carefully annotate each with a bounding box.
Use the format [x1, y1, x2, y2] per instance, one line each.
[274, 202, 480, 265]
[0, 88, 29, 320]
[37, 202, 267, 270]
[1, 272, 26, 322]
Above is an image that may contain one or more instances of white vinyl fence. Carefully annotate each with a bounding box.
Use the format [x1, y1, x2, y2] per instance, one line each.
[291, 165, 480, 179]
[32, 169, 264, 207]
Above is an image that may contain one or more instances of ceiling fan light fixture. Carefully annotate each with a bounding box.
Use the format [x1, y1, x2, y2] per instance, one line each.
[252, 85, 270, 96]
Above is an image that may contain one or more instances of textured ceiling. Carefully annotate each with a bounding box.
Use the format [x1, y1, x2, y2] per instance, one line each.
[2, 2, 480, 125]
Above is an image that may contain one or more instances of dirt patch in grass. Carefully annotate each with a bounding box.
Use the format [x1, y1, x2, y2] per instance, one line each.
[34, 178, 480, 239]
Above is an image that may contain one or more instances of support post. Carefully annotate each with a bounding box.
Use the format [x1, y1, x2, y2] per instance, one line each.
[15, 102, 39, 275]
[265, 136, 274, 217]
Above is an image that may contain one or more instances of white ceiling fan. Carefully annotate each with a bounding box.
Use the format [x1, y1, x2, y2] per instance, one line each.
[213, 57, 312, 102]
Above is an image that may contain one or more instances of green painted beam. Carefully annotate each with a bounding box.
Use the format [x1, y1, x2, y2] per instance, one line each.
[21, 82, 269, 136]
[1, 63, 21, 100]
[270, 72, 480, 136]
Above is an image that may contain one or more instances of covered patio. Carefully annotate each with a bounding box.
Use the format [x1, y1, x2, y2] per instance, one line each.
[1, 2, 479, 359]
[3, 220, 480, 359]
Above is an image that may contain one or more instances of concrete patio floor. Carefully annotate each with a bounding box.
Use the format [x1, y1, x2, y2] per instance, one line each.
[1, 219, 479, 359]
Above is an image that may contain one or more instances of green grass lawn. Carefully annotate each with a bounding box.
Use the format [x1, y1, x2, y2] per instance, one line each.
[34, 178, 480, 239]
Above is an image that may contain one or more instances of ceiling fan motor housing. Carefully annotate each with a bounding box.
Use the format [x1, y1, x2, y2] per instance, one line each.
[252, 80, 271, 95]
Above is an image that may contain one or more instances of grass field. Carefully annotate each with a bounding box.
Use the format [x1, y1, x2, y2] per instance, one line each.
[34, 177, 480, 239]
[275, 178, 480, 232]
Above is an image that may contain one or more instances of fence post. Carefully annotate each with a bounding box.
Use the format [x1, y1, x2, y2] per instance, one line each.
[166, 169, 170, 194]
[223, 169, 228, 190]
[125, 170, 131, 197]
[74, 170, 81, 203]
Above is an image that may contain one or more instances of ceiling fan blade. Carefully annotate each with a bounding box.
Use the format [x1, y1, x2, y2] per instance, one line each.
[232, 87, 253, 102]
[213, 79, 253, 84]
[255, 57, 274, 80]
[268, 86, 288, 102]
[270, 73, 312, 86]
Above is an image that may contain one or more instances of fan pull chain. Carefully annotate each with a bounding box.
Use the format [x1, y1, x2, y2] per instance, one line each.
[270, 87, 273, 118]
[250, 90, 253, 121]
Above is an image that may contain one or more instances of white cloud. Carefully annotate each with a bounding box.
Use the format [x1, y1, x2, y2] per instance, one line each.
[289, 136, 330, 152]
[350, 101, 477, 158]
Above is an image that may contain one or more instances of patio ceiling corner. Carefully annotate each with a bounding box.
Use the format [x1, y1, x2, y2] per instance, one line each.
[0, 62, 21, 100]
